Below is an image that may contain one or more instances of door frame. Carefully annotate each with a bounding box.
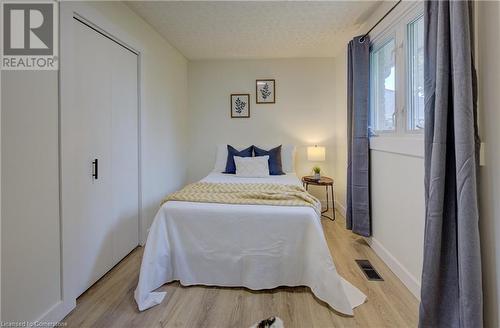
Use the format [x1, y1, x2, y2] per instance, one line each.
[56, 3, 144, 323]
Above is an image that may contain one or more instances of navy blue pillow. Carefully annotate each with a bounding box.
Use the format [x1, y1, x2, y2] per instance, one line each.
[253, 145, 285, 175]
[223, 145, 254, 174]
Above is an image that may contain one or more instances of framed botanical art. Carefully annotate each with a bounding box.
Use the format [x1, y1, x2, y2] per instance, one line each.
[256, 79, 276, 104]
[230, 94, 250, 118]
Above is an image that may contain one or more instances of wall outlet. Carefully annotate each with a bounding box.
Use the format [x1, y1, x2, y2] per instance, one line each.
[480, 142, 486, 166]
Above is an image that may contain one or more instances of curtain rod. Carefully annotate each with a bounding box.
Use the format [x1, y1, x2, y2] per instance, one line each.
[359, 0, 402, 43]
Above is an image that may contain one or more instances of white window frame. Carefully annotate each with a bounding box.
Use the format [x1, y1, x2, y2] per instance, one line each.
[369, 2, 425, 138]
[406, 13, 425, 133]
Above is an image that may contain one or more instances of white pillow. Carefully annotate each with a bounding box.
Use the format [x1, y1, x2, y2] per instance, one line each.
[213, 144, 227, 172]
[234, 156, 270, 178]
[213, 144, 246, 172]
[280, 145, 296, 173]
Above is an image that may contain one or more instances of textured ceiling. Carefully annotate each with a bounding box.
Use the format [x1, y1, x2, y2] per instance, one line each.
[126, 1, 381, 60]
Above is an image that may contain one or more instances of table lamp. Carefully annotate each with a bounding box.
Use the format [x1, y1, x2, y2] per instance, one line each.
[307, 145, 325, 180]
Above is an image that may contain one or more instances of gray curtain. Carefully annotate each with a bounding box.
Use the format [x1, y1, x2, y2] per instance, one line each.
[346, 35, 371, 237]
[419, 1, 482, 327]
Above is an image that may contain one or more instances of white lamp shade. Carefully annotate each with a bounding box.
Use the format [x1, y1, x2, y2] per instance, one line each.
[307, 146, 326, 161]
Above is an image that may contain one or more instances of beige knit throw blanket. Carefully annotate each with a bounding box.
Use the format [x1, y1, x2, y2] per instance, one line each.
[161, 182, 321, 216]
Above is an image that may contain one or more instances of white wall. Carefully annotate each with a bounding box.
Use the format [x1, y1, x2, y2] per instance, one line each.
[187, 58, 337, 201]
[369, 148, 424, 297]
[1, 1, 188, 322]
[1, 71, 61, 322]
[331, 1, 425, 299]
[333, 50, 348, 214]
[476, 2, 500, 327]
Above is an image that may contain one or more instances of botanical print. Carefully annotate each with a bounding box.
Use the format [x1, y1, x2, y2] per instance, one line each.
[234, 97, 246, 114]
[260, 83, 272, 100]
[231, 94, 250, 118]
[256, 79, 275, 104]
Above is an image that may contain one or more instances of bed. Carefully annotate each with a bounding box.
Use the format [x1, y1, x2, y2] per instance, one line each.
[134, 167, 367, 316]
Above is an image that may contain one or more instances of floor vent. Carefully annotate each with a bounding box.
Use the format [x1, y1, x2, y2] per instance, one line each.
[355, 259, 384, 281]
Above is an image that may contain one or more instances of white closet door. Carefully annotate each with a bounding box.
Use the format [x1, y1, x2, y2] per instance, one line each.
[110, 38, 139, 264]
[72, 20, 114, 296]
[69, 18, 139, 296]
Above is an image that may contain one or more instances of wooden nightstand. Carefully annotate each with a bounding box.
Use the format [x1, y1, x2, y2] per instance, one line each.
[302, 176, 336, 221]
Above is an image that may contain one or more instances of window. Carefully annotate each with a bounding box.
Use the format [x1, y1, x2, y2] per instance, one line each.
[408, 16, 424, 130]
[369, 4, 424, 135]
[370, 39, 396, 132]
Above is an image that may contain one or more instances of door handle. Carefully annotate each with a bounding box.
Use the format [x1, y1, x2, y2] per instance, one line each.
[92, 159, 98, 180]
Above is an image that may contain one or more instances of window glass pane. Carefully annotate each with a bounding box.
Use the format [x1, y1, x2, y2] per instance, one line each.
[408, 16, 424, 130]
[370, 39, 396, 132]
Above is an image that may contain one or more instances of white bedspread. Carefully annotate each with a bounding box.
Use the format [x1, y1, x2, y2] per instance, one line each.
[134, 173, 366, 315]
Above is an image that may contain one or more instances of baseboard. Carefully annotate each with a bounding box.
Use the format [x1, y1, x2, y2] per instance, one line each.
[36, 299, 75, 327]
[365, 237, 421, 300]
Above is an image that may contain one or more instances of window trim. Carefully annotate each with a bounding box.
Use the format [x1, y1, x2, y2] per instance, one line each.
[406, 13, 425, 133]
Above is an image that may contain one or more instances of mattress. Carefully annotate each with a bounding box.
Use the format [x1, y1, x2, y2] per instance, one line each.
[134, 172, 366, 315]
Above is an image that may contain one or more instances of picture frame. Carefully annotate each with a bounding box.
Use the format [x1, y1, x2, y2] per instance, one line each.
[256, 79, 276, 104]
[230, 94, 250, 118]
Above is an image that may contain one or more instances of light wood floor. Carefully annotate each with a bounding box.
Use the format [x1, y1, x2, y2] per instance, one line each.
[63, 210, 418, 327]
